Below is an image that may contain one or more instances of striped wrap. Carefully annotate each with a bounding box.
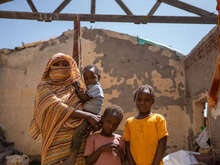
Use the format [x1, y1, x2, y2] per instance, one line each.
[30, 53, 86, 165]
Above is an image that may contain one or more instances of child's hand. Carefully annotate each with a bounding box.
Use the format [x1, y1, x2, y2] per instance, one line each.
[101, 142, 120, 153]
[73, 81, 84, 95]
[76, 88, 84, 95]
[75, 86, 84, 96]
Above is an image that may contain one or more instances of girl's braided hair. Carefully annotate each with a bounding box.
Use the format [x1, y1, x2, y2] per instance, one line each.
[133, 84, 155, 102]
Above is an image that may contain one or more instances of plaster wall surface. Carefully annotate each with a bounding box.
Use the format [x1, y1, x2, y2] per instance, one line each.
[0, 27, 192, 155]
[185, 27, 218, 98]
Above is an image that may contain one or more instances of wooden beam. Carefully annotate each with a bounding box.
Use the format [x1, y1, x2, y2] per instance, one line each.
[91, 0, 96, 15]
[26, 0, 38, 13]
[72, 16, 80, 66]
[148, 0, 161, 16]
[0, 0, 11, 4]
[53, 0, 71, 14]
[161, 0, 216, 17]
[0, 0, 13, 4]
[90, 0, 96, 22]
[115, 0, 133, 15]
[0, 11, 217, 24]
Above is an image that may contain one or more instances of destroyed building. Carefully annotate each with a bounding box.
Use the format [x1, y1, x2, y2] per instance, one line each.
[0, 26, 219, 157]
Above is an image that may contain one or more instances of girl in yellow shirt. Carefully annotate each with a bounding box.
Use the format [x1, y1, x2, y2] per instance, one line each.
[123, 84, 168, 165]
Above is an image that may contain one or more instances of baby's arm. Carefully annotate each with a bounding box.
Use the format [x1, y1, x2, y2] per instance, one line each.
[74, 82, 91, 102]
[151, 136, 167, 165]
[85, 143, 117, 165]
[125, 141, 136, 165]
[76, 90, 91, 102]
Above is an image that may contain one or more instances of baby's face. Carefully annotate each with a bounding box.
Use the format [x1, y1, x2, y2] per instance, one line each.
[83, 68, 98, 86]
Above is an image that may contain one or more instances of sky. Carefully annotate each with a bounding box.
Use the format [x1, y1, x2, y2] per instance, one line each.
[0, 0, 217, 55]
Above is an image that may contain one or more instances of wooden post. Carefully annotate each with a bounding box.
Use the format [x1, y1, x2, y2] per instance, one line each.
[72, 16, 81, 67]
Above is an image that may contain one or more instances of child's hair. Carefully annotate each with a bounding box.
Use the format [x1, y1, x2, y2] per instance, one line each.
[83, 65, 101, 80]
[102, 104, 124, 120]
[133, 84, 155, 102]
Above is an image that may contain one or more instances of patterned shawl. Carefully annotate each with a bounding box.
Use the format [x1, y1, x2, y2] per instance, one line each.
[30, 53, 85, 164]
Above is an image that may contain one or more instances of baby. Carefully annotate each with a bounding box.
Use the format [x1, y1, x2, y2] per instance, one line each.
[71, 65, 104, 161]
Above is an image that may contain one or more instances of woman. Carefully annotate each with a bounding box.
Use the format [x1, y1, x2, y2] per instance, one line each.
[30, 53, 100, 165]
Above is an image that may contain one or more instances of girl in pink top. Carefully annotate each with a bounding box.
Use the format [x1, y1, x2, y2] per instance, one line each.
[84, 105, 125, 165]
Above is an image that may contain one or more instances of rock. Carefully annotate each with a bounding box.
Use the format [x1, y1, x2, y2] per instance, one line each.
[5, 154, 29, 165]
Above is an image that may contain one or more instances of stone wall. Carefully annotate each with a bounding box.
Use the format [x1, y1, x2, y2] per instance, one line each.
[0, 27, 206, 155]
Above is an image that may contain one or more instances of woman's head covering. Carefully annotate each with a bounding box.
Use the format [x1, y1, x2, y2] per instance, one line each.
[41, 52, 83, 87]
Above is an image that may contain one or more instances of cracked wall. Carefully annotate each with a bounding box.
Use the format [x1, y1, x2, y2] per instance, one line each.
[81, 28, 189, 153]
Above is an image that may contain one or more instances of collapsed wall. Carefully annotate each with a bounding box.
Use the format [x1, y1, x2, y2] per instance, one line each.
[184, 26, 219, 150]
[0, 27, 191, 155]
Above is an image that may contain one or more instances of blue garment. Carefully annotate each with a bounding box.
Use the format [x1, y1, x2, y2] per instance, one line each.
[84, 82, 104, 114]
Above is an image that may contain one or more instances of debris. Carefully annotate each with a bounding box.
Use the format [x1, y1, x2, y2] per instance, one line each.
[195, 128, 210, 150]
[163, 150, 199, 165]
[5, 154, 29, 165]
[0, 124, 24, 164]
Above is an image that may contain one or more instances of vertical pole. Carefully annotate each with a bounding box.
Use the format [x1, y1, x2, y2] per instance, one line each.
[72, 16, 81, 67]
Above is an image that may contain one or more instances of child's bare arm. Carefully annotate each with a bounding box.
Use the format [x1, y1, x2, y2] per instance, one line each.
[152, 136, 167, 165]
[85, 143, 116, 165]
[73, 82, 91, 102]
[117, 145, 125, 165]
[125, 141, 136, 165]
[76, 90, 91, 102]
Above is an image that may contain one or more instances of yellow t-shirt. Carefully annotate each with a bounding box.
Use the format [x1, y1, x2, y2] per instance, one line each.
[123, 113, 168, 165]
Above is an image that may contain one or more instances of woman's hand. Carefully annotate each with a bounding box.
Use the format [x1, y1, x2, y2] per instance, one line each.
[70, 110, 101, 130]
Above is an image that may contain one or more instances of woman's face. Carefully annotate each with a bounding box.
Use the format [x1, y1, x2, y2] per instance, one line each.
[49, 59, 71, 80]
[51, 60, 69, 67]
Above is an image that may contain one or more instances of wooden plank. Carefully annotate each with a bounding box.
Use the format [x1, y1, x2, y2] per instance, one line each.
[90, 0, 96, 22]
[148, 0, 161, 16]
[72, 16, 80, 66]
[115, 0, 133, 15]
[91, 0, 96, 15]
[0, 0, 13, 4]
[26, 0, 38, 13]
[0, 11, 217, 24]
[161, 0, 216, 17]
[53, 0, 71, 13]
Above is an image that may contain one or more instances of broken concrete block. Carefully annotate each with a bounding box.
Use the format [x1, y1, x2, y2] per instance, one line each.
[5, 154, 29, 165]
